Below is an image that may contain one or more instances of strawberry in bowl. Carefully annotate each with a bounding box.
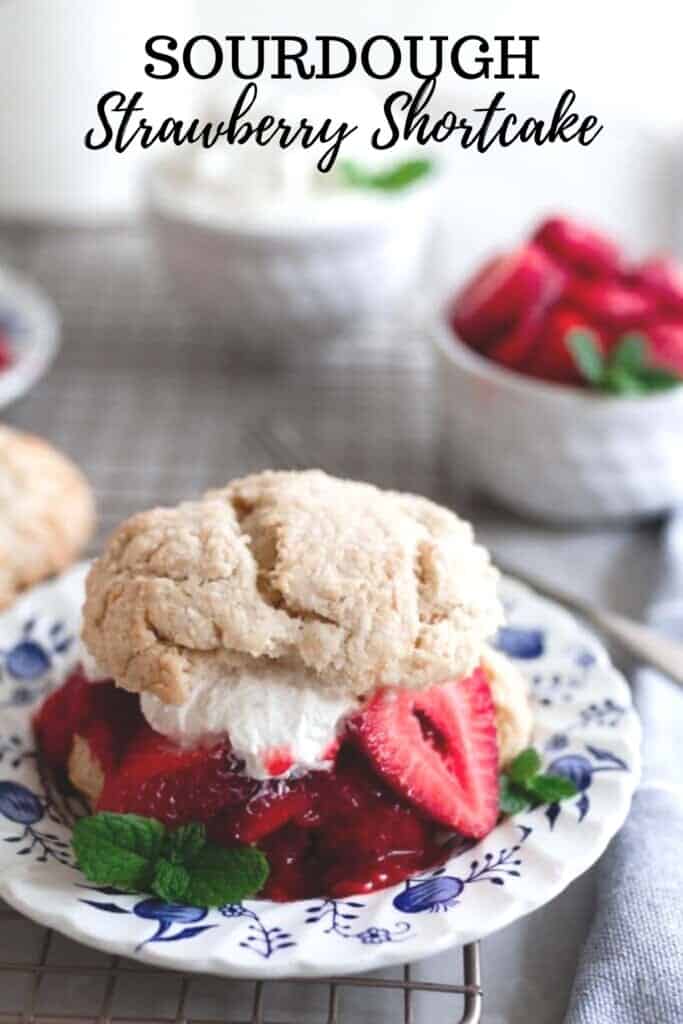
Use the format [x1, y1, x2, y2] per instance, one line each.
[435, 217, 683, 523]
[448, 216, 683, 394]
[33, 471, 537, 906]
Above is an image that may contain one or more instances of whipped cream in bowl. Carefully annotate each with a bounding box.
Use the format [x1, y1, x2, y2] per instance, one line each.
[149, 83, 434, 233]
[145, 84, 441, 353]
[139, 664, 359, 781]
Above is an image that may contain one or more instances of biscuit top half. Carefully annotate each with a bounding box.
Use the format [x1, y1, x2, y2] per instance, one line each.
[82, 470, 503, 705]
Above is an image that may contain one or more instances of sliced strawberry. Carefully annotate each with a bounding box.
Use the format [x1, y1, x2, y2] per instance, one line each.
[209, 785, 314, 845]
[260, 825, 313, 902]
[76, 685, 142, 777]
[450, 244, 566, 349]
[524, 306, 605, 385]
[645, 322, 683, 375]
[566, 277, 657, 330]
[631, 258, 683, 315]
[316, 797, 430, 863]
[486, 308, 544, 371]
[34, 668, 98, 769]
[448, 256, 505, 346]
[262, 747, 295, 777]
[533, 216, 621, 277]
[105, 723, 206, 782]
[353, 668, 499, 838]
[325, 853, 432, 899]
[97, 726, 257, 827]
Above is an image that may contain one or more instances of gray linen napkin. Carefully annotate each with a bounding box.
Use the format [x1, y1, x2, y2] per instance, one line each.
[564, 515, 683, 1024]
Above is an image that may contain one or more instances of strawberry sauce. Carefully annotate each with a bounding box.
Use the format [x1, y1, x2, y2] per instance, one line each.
[35, 672, 450, 901]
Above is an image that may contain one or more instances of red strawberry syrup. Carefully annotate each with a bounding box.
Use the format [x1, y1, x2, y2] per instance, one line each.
[35, 673, 462, 901]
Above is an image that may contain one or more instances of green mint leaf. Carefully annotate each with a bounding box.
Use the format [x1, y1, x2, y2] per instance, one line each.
[181, 845, 269, 908]
[602, 366, 647, 396]
[499, 774, 531, 816]
[528, 773, 578, 803]
[634, 365, 683, 392]
[72, 813, 165, 891]
[153, 858, 192, 903]
[163, 823, 206, 865]
[73, 814, 269, 908]
[567, 329, 605, 385]
[508, 747, 542, 786]
[340, 158, 433, 192]
[610, 333, 647, 374]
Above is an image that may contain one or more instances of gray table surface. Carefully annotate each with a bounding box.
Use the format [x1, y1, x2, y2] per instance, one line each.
[0, 222, 660, 1023]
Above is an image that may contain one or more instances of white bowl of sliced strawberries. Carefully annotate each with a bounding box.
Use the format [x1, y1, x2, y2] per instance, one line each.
[434, 216, 683, 524]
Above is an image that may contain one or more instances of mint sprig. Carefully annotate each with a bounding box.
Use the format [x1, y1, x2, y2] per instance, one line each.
[71, 813, 164, 891]
[73, 813, 269, 908]
[154, 845, 269, 907]
[499, 747, 578, 816]
[568, 330, 683, 395]
[339, 158, 434, 192]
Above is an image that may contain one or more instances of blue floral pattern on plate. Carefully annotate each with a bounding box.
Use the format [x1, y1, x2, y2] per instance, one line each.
[0, 566, 641, 978]
[80, 893, 216, 951]
[0, 777, 72, 865]
[495, 626, 545, 659]
[393, 826, 532, 914]
[0, 616, 74, 709]
[305, 898, 410, 945]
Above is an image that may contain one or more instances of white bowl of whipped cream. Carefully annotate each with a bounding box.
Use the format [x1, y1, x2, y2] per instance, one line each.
[146, 88, 441, 360]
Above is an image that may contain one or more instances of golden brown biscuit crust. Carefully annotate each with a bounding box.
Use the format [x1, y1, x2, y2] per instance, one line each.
[82, 470, 502, 704]
[482, 647, 534, 766]
[0, 426, 94, 609]
[67, 733, 104, 805]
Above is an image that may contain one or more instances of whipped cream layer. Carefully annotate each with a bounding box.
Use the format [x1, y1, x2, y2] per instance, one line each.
[139, 665, 358, 781]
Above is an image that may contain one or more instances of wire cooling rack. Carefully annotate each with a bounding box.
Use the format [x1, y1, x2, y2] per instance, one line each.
[0, 900, 482, 1024]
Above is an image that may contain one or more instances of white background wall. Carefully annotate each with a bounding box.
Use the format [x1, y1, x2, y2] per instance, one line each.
[195, 0, 683, 128]
[1, 0, 682, 268]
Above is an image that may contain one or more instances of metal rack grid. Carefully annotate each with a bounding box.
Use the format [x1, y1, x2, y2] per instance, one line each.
[0, 902, 482, 1024]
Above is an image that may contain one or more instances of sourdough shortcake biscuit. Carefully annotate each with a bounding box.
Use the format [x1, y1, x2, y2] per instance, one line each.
[0, 426, 95, 609]
[482, 646, 533, 766]
[68, 733, 105, 805]
[83, 469, 503, 704]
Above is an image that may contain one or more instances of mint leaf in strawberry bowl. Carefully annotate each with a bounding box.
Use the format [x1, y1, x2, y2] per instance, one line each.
[73, 813, 269, 908]
[567, 329, 605, 385]
[568, 329, 683, 395]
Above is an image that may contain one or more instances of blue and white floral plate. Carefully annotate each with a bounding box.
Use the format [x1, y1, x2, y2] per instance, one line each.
[0, 564, 640, 978]
[0, 266, 60, 408]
